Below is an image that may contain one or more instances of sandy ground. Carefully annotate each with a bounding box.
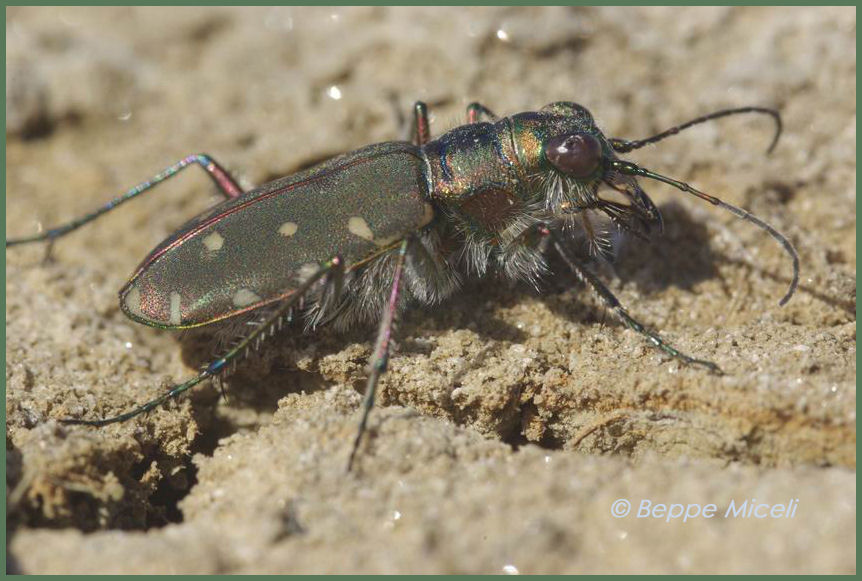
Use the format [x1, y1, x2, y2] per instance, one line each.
[5, 6, 856, 574]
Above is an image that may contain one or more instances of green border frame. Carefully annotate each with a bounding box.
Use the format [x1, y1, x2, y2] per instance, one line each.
[2, 2, 857, 577]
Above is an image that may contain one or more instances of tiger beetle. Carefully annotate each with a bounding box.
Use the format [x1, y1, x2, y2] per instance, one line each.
[7, 101, 799, 471]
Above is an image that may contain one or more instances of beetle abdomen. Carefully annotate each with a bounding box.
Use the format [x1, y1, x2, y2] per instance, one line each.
[120, 142, 434, 328]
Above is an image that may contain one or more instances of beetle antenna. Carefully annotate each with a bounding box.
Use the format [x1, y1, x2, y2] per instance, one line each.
[609, 107, 782, 155]
[609, 160, 799, 306]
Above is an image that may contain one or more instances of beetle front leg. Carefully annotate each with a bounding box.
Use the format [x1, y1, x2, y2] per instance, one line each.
[466, 102, 499, 124]
[7, 153, 244, 249]
[347, 238, 411, 472]
[551, 237, 722, 374]
[59, 256, 344, 427]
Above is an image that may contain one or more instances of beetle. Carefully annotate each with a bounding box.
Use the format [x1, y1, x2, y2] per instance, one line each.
[7, 100, 799, 470]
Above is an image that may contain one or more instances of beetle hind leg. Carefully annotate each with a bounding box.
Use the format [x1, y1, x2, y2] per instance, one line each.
[7, 153, 245, 252]
[59, 257, 344, 428]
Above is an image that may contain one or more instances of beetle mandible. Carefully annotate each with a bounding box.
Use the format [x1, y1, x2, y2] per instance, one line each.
[7, 101, 800, 470]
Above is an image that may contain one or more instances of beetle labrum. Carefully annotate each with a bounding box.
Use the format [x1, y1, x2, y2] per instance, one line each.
[7, 101, 799, 470]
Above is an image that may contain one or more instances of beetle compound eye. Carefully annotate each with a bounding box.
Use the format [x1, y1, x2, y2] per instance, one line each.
[546, 133, 603, 178]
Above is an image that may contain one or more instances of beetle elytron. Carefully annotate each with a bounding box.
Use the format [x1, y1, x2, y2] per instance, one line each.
[7, 101, 799, 470]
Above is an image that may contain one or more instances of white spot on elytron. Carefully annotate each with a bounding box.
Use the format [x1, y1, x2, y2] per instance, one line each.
[372, 233, 403, 248]
[203, 231, 224, 252]
[233, 288, 261, 307]
[297, 262, 320, 283]
[169, 292, 182, 326]
[420, 203, 435, 226]
[278, 222, 299, 237]
[348, 216, 374, 241]
[124, 286, 142, 317]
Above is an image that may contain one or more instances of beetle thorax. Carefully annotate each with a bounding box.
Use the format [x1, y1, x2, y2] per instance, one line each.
[423, 121, 532, 239]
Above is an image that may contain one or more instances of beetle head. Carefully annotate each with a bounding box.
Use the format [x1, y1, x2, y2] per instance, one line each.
[537, 102, 663, 237]
[535, 102, 798, 306]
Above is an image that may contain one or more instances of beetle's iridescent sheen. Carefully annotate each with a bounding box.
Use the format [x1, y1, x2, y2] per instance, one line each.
[7, 101, 799, 470]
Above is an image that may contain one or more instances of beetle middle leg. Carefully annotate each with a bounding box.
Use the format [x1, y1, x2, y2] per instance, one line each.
[466, 102, 499, 123]
[551, 236, 722, 373]
[409, 100, 499, 146]
[410, 100, 500, 147]
[347, 238, 411, 472]
[6, 153, 244, 254]
[59, 256, 345, 427]
[411, 101, 432, 146]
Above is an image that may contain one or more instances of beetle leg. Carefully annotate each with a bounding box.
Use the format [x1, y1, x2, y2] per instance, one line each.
[7, 153, 244, 249]
[412, 101, 431, 145]
[347, 238, 410, 472]
[466, 102, 499, 124]
[551, 237, 722, 374]
[59, 256, 344, 427]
